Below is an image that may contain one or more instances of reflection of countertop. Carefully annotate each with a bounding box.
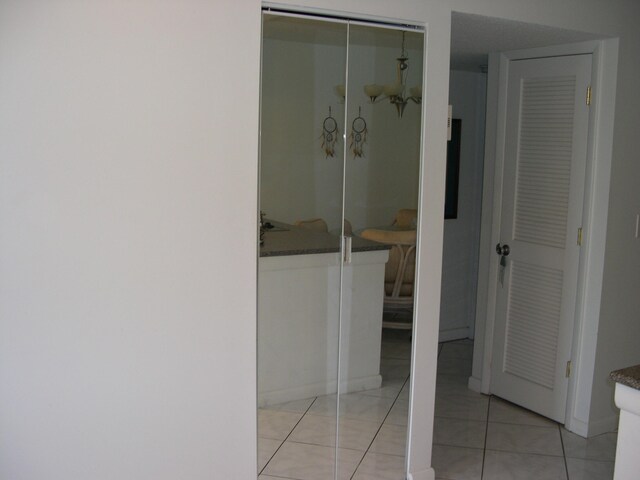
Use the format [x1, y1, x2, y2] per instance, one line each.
[260, 220, 390, 257]
[610, 365, 640, 390]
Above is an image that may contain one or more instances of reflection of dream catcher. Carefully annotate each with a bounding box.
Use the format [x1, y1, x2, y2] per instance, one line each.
[349, 107, 368, 158]
[321, 107, 339, 158]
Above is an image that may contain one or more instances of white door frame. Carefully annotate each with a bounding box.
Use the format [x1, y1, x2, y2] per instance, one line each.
[470, 38, 619, 437]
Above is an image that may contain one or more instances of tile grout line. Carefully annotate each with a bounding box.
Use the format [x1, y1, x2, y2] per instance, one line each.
[349, 371, 411, 480]
[480, 396, 492, 479]
[258, 396, 319, 476]
[559, 423, 570, 480]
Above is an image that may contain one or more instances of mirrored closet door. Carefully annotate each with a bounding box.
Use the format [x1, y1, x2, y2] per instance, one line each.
[258, 11, 424, 479]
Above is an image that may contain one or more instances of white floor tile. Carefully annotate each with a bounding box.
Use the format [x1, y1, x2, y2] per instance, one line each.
[381, 340, 412, 360]
[439, 342, 474, 361]
[258, 409, 303, 441]
[436, 382, 488, 399]
[561, 429, 618, 461]
[483, 450, 567, 479]
[437, 373, 471, 386]
[566, 458, 615, 480]
[308, 392, 396, 422]
[352, 451, 406, 480]
[263, 441, 364, 480]
[380, 357, 412, 381]
[359, 378, 405, 399]
[434, 390, 489, 422]
[288, 413, 380, 451]
[431, 444, 483, 480]
[258, 437, 282, 472]
[262, 396, 316, 414]
[369, 422, 407, 456]
[385, 398, 409, 426]
[437, 355, 473, 377]
[433, 417, 487, 449]
[398, 382, 410, 400]
[489, 397, 557, 427]
[257, 339, 620, 480]
[486, 423, 563, 456]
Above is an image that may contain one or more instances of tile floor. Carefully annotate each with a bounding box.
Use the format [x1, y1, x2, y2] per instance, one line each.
[258, 332, 618, 479]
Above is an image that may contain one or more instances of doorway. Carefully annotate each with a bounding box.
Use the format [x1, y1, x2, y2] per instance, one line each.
[440, 11, 610, 428]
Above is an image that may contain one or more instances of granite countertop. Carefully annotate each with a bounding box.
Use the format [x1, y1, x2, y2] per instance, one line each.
[610, 365, 640, 390]
[260, 220, 390, 257]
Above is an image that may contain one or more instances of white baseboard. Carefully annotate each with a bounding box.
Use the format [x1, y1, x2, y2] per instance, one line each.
[565, 416, 589, 437]
[438, 327, 470, 342]
[467, 376, 483, 393]
[565, 413, 619, 438]
[407, 467, 435, 480]
[258, 374, 382, 407]
[587, 414, 619, 436]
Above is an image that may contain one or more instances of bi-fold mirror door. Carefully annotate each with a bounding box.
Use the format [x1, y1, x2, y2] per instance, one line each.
[258, 10, 424, 479]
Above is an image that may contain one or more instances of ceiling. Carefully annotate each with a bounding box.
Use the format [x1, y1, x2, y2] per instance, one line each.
[262, 11, 607, 72]
[450, 12, 606, 71]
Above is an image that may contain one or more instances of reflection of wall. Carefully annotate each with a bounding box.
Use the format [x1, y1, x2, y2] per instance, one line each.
[260, 38, 345, 229]
[439, 70, 487, 341]
[261, 34, 422, 231]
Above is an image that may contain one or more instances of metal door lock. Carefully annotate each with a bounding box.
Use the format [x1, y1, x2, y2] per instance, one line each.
[496, 243, 510, 256]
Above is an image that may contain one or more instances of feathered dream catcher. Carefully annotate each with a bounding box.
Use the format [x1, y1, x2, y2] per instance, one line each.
[349, 107, 368, 158]
[321, 107, 339, 158]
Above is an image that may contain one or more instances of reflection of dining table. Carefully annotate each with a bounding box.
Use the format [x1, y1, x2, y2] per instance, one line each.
[354, 225, 416, 237]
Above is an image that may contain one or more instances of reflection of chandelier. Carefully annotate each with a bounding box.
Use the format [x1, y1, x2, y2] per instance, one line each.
[336, 31, 422, 118]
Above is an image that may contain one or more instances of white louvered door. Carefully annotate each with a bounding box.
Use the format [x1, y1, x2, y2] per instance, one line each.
[490, 54, 591, 423]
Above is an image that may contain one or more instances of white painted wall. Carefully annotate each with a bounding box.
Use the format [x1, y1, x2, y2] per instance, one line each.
[439, 70, 486, 341]
[0, 1, 260, 479]
[587, 0, 640, 430]
[1, 0, 639, 478]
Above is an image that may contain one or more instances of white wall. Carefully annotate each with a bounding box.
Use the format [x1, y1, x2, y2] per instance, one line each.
[588, 0, 640, 430]
[439, 70, 486, 341]
[260, 35, 346, 230]
[0, 1, 260, 479]
[2, 0, 640, 478]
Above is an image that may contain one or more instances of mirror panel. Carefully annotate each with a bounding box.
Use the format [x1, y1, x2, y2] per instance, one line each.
[258, 13, 423, 480]
[258, 13, 347, 479]
[337, 24, 423, 476]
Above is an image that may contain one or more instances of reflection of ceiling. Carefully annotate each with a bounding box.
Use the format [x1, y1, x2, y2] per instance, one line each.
[262, 11, 608, 73]
[451, 12, 606, 72]
[262, 13, 424, 51]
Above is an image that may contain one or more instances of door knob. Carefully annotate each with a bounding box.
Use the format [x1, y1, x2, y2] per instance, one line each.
[496, 243, 510, 256]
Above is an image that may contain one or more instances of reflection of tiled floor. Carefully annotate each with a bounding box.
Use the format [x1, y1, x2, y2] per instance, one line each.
[258, 329, 412, 480]
[258, 336, 618, 480]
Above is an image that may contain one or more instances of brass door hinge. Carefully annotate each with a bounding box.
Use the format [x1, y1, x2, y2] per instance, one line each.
[566, 360, 572, 378]
[577, 227, 583, 246]
[586, 86, 592, 106]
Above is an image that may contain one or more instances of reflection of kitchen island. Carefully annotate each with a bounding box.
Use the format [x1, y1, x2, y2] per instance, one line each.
[258, 222, 390, 406]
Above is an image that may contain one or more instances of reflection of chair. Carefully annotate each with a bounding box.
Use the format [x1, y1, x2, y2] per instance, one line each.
[294, 218, 328, 232]
[360, 229, 416, 328]
[392, 208, 418, 228]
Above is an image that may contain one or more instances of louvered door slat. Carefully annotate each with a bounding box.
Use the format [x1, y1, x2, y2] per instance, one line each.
[514, 75, 577, 249]
[504, 262, 563, 390]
